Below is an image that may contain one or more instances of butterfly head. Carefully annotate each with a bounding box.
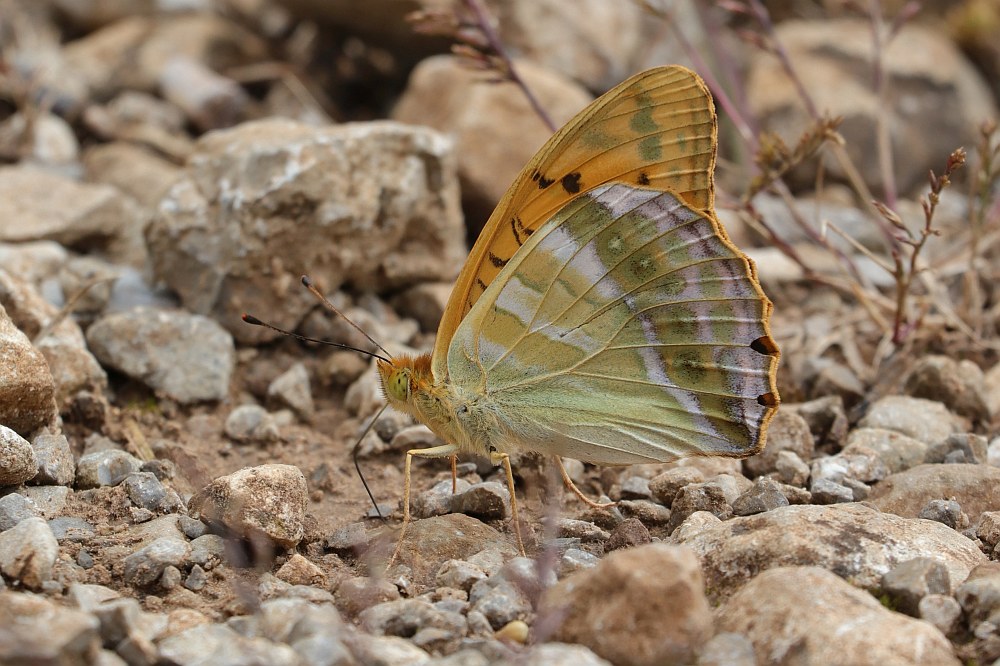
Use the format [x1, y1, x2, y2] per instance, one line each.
[376, 354, 434, 407]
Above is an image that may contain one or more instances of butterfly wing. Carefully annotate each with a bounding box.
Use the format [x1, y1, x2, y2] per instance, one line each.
[432, 66, 717, 380]
[446, 183, 779, 464]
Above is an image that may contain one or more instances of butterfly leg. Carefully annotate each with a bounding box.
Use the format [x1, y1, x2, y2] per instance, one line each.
[389, 443, 460, 567]
[557, 456, 618, 509]
[489, 449, 526, 557]
[450, 454, 458, 494]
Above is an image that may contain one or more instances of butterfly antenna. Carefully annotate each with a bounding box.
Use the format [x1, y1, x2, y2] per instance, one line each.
[352, 403, 390, 523]
[241, 314, 392, 364]
[301, 275, 393, 359]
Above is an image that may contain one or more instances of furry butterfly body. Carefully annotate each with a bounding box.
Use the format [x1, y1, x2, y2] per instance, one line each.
[376, 65, 780, 553]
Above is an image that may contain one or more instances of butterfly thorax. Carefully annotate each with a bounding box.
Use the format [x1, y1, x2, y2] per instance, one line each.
[376, 355, 509, 459]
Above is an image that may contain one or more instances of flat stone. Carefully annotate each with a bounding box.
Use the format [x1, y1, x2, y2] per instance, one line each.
[675, 503, 986, 603]
[858, 395, 963, 445]
[717, 566, 960, 665]
[75, 449, 143, 488]
[868, 464, 1000, 524]
[86, 306, 234, 403]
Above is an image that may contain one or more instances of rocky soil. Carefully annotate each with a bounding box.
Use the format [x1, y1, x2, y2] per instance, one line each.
[1, 1, 1000, 665]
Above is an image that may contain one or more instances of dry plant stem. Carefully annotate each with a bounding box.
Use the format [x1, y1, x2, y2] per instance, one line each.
[462, 0, 556, 134]
[743, 0, 890, 239]
[868, 0, 898, 209]
[32, 277, 116, 344]
[226, 62, 335, 124]
[885, 149, 967, 344]
[640, 0, 756, 147]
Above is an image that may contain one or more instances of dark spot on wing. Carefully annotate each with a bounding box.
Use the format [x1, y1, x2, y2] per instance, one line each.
[757, 392, 779, 407]
[510, 216, 524, 245]
[637, 171, 650, 186]
[475, 277, 488, 291]
[536, 171, 554, 189]
[488, 252, 508, 268]
[561, 172, 582, 194]
[750, 336, 779, 356]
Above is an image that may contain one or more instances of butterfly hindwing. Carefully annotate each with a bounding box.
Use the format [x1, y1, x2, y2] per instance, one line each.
[432, 66, 717, 379]
[447, 183, 779, 464]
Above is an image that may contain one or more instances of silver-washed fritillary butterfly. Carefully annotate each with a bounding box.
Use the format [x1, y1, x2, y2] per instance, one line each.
[378, 65, 780, 557]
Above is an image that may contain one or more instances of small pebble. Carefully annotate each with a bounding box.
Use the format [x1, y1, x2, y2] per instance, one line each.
[451, 481, 511, 521]
[619, 476, 651, 500]
[604, 517, 651, 552]
[184, 564, 207, 591]
[178, 515, 208, 540]
[881, 557, 951, 616]
[75, 449, 143, 488]
[123, 472, 167, 511]
[809, 478, 854, 504]
[918, 499, 966, 530]
[732, 477, 789, 516]
[918, 593, 962, 636]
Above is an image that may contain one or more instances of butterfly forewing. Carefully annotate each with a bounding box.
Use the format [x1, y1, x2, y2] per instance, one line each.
[432, 66, 717, 380]
[447, 183, 779, 465]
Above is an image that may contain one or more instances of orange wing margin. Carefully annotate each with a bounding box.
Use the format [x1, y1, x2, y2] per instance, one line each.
[431, 65, 718, 379]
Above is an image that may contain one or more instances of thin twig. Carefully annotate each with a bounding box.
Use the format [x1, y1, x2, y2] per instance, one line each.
[462, 0, 556, 133]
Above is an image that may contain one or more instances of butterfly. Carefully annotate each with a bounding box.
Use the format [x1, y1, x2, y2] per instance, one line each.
[374, 65, 780, 558]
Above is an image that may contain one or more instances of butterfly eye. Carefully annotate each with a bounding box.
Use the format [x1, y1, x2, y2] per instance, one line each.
[387, 370, 410, 402]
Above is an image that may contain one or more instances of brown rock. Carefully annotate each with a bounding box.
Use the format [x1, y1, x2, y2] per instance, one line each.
[604, 517, 651, 552]
[869, 464, 1000, 525]
[0, 270, 107, 404]
[0, 304, 56, 435]
[0, 425, 38, 487]
[540, 544, 712, 666]
[718, 566, 959, 665]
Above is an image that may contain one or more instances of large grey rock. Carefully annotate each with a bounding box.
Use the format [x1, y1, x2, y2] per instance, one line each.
[146, 118, 465, 344]
[86, 306, 234, 403]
